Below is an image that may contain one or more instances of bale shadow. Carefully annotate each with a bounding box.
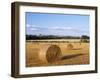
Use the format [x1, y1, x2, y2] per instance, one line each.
[61, 53, 84, 60]
[72, 48, 82, 50]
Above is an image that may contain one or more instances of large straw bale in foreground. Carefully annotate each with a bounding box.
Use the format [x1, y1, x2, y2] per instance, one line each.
[39, 45, 62, 63]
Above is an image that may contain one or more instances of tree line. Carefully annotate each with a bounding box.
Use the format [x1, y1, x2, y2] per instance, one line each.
[26, 34, 89, 40]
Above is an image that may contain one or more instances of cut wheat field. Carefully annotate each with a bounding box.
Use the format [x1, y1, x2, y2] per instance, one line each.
[26, 39, 89, 67]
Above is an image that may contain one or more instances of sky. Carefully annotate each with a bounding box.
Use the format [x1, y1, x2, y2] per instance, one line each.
[25, 12, 90, 37]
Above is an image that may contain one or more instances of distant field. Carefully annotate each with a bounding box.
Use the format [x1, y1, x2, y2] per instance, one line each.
[26, 39, 81, 42]
[26, 39, 89, 67]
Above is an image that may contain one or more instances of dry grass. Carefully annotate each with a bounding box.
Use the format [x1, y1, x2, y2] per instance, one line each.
[26, 39, 89, 67]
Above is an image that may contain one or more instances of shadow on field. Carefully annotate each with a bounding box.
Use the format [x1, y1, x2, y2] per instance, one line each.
[61, 53, 84, 60]
[72, 48, 82, 50]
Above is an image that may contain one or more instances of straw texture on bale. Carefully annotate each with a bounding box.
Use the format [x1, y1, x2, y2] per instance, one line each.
[39, 45, 61, 63]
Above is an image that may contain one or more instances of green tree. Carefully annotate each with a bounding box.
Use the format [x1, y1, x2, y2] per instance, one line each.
[80, 35, 89, 43]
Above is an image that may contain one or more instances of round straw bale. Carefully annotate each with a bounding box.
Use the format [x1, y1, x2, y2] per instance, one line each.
[67, 43, 73, 50]
[46, 45, 61, 63]
[39, 45, 61, 63]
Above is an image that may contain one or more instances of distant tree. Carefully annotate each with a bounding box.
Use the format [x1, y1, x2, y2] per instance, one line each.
[39, 34, 42, 36]
[80, 35, 90, 43]
[81, 35, 89, 39]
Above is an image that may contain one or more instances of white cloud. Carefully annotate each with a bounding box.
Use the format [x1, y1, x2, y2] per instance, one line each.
[30, 27, 38, 31]
[26, 24, 73, 31]
[26, 24, 39, 31]
[50, 26, 72, 30]
[26, 24, 36, 28]
[26, 24, 31, 27]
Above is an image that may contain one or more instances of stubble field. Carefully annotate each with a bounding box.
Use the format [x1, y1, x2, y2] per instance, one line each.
[26, 39, 89, 67]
